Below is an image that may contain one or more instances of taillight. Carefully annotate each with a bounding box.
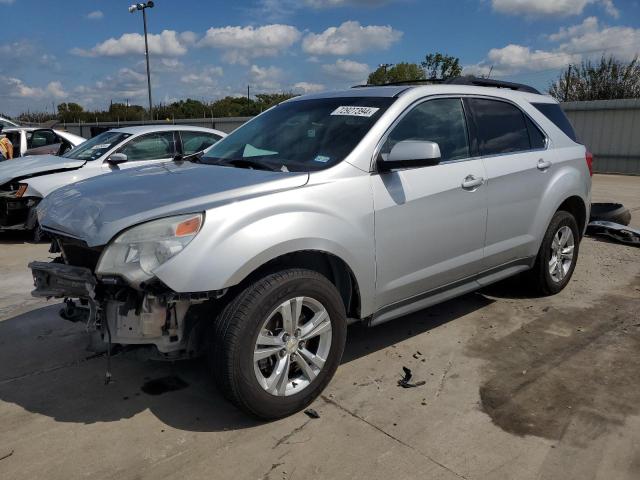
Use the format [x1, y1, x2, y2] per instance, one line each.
[585, 151, 593, 177]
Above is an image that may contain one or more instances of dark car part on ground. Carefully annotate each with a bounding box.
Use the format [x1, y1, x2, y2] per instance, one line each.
[587, 221, 640, 246]
[590, 203, 631, 226]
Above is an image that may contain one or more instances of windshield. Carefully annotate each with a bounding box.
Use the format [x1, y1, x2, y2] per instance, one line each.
[201, 97, 394, 172]
[63, 131, 131, 161]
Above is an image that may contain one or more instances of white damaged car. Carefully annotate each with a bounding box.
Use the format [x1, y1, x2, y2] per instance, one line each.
[0, 125, 225, 239]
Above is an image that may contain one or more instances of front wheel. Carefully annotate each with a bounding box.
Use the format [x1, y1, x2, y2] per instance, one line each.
[208, 269, 347, 419]
[528, 210, 580, 295]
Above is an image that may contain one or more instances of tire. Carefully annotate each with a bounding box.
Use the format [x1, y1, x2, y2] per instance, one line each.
[208, 269, 347, 419]
[528, 211, 580, 296]
[590, 202, 631, 226]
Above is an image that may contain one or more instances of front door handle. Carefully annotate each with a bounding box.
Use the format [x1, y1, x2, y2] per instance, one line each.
[461, 175, 484, 190]
[537, 159, 552, 171]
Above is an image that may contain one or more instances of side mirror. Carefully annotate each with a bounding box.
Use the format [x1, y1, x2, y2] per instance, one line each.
[379, 140, 441, 171]
[106, 153, 128, 165]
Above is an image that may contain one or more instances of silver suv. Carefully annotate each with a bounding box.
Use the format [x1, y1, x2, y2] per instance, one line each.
[30, 78, 592, 419]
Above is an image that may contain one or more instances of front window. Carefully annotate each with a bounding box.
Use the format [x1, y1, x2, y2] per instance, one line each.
[63, 131, 131, 161]
[201, 97, 395, 172]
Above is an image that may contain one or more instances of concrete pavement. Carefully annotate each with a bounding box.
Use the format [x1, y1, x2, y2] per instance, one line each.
[0, 174, 639, 480]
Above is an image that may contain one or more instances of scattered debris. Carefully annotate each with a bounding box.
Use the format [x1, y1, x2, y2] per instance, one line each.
[589, 202, 631, 226]
[304, 408, 320, 419]
[0, 449, 14, 462]
[141, 376, 189, 396]
[397, 366, 426, 388]
[587, 220, 639, 246]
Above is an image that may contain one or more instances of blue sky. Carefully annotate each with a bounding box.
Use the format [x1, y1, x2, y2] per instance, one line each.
[1, 0, 639, 115]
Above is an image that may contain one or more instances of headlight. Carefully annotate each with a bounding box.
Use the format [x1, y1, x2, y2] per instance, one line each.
[96, 213, 203, 286]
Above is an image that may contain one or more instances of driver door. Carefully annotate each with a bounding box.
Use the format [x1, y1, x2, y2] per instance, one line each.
[372, 97, 488, 310]
[109, 131, 176, 171]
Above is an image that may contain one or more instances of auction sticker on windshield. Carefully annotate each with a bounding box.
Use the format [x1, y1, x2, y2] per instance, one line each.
[331, 106, 380, 117]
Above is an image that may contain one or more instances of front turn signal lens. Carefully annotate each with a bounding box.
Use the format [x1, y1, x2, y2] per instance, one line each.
[15, 184, 28, 198]
[175, 215, 202, 237]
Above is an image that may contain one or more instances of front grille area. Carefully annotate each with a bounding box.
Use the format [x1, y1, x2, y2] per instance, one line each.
[55, 235, 104, 272]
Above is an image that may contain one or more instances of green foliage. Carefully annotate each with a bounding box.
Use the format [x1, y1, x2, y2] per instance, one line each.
[550, 56, 640, 102]
[367, 62, 426, 85]
[422, 53, 462, 80]
[17, 93, 299, 124]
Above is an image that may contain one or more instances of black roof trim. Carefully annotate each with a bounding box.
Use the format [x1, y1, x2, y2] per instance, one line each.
[352, 75, 541, 95]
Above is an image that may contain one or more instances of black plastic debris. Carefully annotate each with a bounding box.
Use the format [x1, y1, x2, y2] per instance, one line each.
[397, 366, 426, 388]
[304, 408, 320, 419]
[587, 220, 639, 246]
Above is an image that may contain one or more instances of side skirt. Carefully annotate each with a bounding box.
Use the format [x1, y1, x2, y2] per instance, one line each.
[368, 257, 535, 327]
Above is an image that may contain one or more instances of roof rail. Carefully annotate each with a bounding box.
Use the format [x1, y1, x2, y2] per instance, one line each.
[443, 76, 541, 94]
[352, 75, 541, 94]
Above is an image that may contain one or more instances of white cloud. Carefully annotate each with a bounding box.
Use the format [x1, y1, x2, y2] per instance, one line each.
[249, 65, 284, 90]
[553, 18, 640, 61]
[0, 0, 16, 4]
[465, 16, 640, 77]
[491, 0, 619, 18]
[0, 76, 66, 99]
[302, 21, 402, 55]
[199, 24, 301, 64]
[292, 82, 325, 93]
[322, 58, 370, 79]
[46, 81, 67, 98]
[304, 0, 392, 6]
[86, 10, 103, 20]
[72, 30, 190, 57]
[181, 67, 224, 86]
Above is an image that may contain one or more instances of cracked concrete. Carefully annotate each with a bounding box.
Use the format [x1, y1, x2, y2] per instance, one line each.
[0, 174, 639, 480]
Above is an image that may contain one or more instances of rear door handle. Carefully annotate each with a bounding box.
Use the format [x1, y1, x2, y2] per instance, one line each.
[537, 159, 552, 171]
[461, 175, 484, 190]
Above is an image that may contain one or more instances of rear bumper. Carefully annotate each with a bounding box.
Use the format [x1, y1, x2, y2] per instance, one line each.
[29, 261, 97, 299]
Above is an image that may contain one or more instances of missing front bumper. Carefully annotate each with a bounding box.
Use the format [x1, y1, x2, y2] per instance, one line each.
[29, 261, 97, 298]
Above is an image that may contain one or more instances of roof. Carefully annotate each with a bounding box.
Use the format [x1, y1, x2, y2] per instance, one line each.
[109, 124, 225, 135]
[292, 84, 556, 104]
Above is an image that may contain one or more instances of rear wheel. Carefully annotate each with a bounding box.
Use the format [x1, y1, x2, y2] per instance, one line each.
[528, 211, 580, 295]
[209, 269, 347, 419]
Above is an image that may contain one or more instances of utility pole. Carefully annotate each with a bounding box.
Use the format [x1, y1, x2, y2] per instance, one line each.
[247, 85, 250, 103]
[129, 2, 155, 119]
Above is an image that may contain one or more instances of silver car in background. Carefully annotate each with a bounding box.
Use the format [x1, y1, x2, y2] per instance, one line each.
[0, 125, 225, 238]
[30, 78, 591, 419]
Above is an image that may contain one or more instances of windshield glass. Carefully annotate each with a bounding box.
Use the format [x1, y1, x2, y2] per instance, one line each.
[63, 131, 131, 161]
[201, 97, 394, 172]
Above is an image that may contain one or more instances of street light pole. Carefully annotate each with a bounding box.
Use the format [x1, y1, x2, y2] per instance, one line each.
[129, 2, 154, 119]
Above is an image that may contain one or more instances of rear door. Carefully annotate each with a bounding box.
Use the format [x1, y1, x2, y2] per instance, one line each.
[113, 131, 177, 170]
[372, 97, 488, 309]
[464, 97, 550, 270]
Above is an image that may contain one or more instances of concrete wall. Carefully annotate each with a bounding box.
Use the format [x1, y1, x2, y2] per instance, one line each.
[562, 99, 640, 175]
[58, 116, 251, 139]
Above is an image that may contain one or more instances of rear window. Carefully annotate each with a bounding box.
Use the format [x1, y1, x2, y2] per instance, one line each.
[532, 103, 577, 142]
[466, 98, 531, 156]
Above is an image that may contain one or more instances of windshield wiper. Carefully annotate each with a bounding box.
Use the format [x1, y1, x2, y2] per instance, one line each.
[208, 157, 278, 171]
[174, 151, 204, 163]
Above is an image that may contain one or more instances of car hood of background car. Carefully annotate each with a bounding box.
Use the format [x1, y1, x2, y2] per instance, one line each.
[0, 155, 85, 185]
[38, 161, 310, 247]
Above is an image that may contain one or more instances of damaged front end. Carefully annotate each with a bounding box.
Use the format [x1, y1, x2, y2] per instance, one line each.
[0, 182, 39, 231]
[29, 229, 222, 366]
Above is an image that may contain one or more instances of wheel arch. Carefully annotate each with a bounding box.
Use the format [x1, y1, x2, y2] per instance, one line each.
[236, 249, 362, 320]
[556, 195, 588, 237]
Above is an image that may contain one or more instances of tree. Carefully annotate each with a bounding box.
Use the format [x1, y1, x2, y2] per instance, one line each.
[421, 53, 462, 80]
[367, 62, 426, 85]
[550, 56, 640, 102]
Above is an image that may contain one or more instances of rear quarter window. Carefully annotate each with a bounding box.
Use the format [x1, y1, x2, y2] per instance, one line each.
[532, 103, 577, 142]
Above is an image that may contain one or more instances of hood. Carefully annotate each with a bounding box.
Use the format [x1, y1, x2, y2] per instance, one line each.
[38, 161, 309, 247]
[0, 155, 84, 185]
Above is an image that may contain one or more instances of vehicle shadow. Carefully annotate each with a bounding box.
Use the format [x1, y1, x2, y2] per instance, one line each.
[0, 293, 493, 432]
[0, 230, 39, 245]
